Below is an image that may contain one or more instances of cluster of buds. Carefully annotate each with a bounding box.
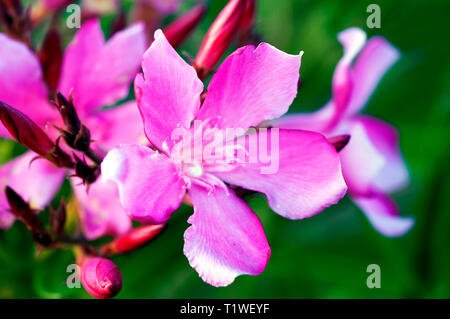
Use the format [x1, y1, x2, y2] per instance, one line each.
[3, 186, 167, 298]
[0, 101, 74, 168]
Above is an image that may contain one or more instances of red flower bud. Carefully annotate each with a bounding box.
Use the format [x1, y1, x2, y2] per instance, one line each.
[328, 134, 351, 152]
[163, 4, 206, 48]
[101, 224, 165, 256]
[239, 0, 255, 33]
[38, 29, 62, 94]
[5, 186, 53, 246]
[0, 101, 73, 168]
[80, 257, 122, 299]
[193, 0, 247, 79]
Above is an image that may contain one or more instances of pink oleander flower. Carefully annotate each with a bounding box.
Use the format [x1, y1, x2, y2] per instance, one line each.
[0, 20, 146, 238]
[101, 30, 347, 286]
[80, 257, 122, 299]
[270, 27, 414, 237]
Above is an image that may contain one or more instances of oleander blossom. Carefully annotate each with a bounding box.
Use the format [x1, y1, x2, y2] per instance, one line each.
[0, 20, 147, 238]
[270, 27, 414, 237]
[101, 30, 347, 286]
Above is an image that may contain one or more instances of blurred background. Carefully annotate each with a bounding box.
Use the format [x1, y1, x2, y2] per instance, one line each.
[0, 0, 449, 298]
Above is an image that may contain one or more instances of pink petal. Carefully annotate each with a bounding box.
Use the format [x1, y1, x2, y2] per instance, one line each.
[340, 116, 409, 196]
[0, 34, 56, 138]
[87, 101, 147, 152]
[345, 35, 400, 116]
[331, 28, 366, 124]
[135, 29, 203, 152]
[0, 152, 66, 229]
[196, 44, 302, 133]
[216, 129, 347, 219]
[184, 185, 271, 287]
[352, 193, 414, 237]
[101, 144, 186, 224]
[58, 20, 146, 116]
[72, 178, 132, 240]
[267, 101, 335, 134]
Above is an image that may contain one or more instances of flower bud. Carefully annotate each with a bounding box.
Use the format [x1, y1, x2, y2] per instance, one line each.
[49, 200, 66, 237]
[0, 102, 73, 168]
[38, 29, 62, 94]
[80, 257, 122, 299]
[56, 92, 81, 134]
[237, 0, 257, 46]
[239, 0, 255, 34]
[193, 0, 247, 79]
[5, 186, 31, 220]
[55, 92, 92, 152]
[328, 134, 351, 152]
[100, 224, 165, 256]
[73, 154, 100, 185]
[163, 4, 206, 48]
[5, 186, 53, 246]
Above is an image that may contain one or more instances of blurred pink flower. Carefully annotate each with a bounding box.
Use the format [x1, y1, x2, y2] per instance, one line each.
[270, 28, 414, 237]
[145, 0, 184, 15]
[0, 20, 146, 238]
[101, 30, 347, 286]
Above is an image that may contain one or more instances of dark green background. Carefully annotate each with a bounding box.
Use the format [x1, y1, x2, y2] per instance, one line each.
[0, 0, 449, 298]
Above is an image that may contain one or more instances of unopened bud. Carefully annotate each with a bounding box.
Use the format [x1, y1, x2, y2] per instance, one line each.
[239, 0, 255, 33]
[38, 29, 62, 94]
[5, 186, 52, 246]
[100, 224, 165, 256]
[328, 134, 351, 152]
[73, 154, 100, 185]
[56, 92, 92, 152]
[49, 200, 66, 236]
[56, 93, 81, 134]
[0, 102, 73, 168]
[5, 186, 30, 219]
[80, 257, 122, 299]
[193, 0, 247, 79]
[163, 4, 206, 48]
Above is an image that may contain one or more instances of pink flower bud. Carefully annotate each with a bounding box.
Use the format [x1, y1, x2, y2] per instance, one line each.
[0, 101, 73, 168]
[193, 0, 247, 79]
[163, 4, 206, 48]
[80, 257, 122, 299]
[101, 224, 165, 256]
[328, 134, 351, 152]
